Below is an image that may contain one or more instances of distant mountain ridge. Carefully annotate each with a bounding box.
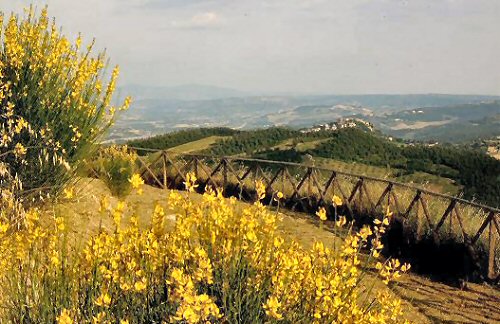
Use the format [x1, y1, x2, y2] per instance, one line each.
[120, 84, 499, 102]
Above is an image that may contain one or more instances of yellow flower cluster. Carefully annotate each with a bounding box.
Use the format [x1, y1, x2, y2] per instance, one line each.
[0, 173, 410, 323]
[91, 145, 138, 197]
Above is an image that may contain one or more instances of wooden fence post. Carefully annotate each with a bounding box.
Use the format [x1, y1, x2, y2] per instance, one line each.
[162, 152, 167, 189]
[223, 159, 228, 190]
[488, 218, 497, 280]
[358, 178, 364, 211]
[307, 167, 312, 199]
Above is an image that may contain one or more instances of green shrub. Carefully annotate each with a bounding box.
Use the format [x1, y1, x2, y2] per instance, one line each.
[90, 145, 137, 197]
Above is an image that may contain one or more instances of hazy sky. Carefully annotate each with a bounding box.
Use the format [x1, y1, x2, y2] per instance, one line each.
[2, 0, 500, 95]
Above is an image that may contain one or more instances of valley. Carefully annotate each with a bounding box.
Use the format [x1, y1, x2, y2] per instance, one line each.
[111, 89, 500, 144]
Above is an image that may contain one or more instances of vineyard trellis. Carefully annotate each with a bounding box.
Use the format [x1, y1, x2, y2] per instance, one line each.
[128, 147, 500, 281]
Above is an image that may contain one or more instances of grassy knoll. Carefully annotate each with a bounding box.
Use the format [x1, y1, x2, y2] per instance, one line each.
[167, 135, 230, 154]
[50, 179, 499, 324]
[313, 157, 394, 178]
[272, 138, 331, 152]
[128, 127, 238, 153]
[395, 171, 461, 196]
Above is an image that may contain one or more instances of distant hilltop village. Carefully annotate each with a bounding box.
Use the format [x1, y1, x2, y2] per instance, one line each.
[484, 137, 500, 160]
[300, 118, 374, 133]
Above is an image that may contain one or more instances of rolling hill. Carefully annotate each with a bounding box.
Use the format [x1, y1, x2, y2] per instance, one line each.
[374, 101, 500, 142]
[109, 90, 500, 142]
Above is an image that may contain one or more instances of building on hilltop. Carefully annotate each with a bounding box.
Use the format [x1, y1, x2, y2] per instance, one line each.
[300, 117, 374, 134]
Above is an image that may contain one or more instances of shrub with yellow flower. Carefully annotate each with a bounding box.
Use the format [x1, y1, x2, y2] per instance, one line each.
[0, 6, 130, 201]
[129, 173, 144, 195]
[90, 145, 137, 197]
[316, 206, 328, 221]
[0, 173, 410, 323]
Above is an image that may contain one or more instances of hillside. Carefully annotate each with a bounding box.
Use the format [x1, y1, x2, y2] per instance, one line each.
[53, 178, 500, 324]
[258, 129, 500, 207]
[128, 127, 500, 207]
[127, 127, 239, 153]
[374, 101, 500, 142]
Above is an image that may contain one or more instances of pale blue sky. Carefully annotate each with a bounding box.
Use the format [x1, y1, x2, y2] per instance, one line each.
[2, 0, 500, 95]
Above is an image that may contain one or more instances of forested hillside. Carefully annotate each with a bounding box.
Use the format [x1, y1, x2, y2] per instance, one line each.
[265, 128, 500, 207]
[207, 127, 301, 156]
[128, 127, 500, 207]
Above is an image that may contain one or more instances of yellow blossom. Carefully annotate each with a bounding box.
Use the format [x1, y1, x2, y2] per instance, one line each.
[183, 172, 199, 192]
[336, 215, 347, 227]
[0, 222, 9, 235]
[129, 173, 144, 195]
[94, 292, 111, 307]
[63, 187, 74, 199]
[92, 312, 106, 324]
[386, 205, 394, 218]
[55, 217, 65, 231]
[333, 194, 343, 206]
[274, 191, 284, 202]
[56, 309, 73, 324]
[316, 207, 327, 221]
[13, 143, 27, 157]
[134, 278, 147, 292]
[255, 180, 266, 200]
[263, 296, 282, 319]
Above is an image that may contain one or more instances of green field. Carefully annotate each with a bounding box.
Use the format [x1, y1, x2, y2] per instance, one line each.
[167, 135, 230, 153]
[273, 138, 331, 151]
[311, 158, 461, 195]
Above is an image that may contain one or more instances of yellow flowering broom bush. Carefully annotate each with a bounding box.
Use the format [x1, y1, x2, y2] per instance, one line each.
[0, 173, 410, 323]
[0, 6, 130, 198]
[89, 145, 138, 197]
